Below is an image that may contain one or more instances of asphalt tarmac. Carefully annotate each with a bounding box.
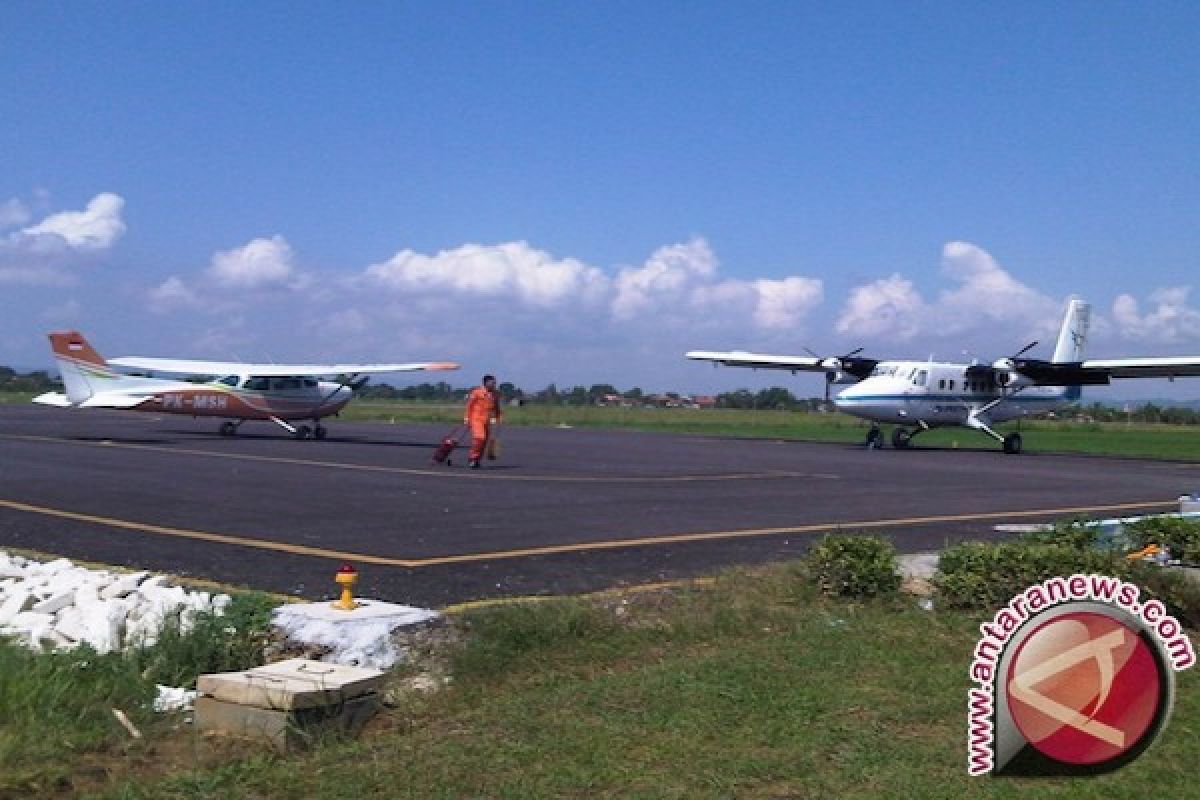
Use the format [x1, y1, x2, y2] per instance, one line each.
[2, 405, 1197, 607]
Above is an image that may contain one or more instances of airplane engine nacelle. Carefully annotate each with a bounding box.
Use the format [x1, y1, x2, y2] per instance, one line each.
[826, 371, 858, 385]
[991, 359, 1034, 389]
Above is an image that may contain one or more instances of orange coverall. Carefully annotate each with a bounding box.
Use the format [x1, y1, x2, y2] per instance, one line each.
[464, 386, 502, 462]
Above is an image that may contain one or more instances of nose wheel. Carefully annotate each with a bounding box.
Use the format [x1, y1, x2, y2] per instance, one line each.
[865, 426, 883, 449]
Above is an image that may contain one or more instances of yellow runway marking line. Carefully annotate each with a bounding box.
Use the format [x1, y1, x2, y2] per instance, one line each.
[0, 497, 1176, 569]
[0, 433, 834, 483]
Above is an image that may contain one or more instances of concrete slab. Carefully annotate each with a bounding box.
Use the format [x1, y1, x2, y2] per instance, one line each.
[197, 657, 385, 711]
[194, 692, 382, 752]
[271, 599, 440, 669]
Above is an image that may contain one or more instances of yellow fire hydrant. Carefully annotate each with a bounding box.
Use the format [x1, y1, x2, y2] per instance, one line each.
[332, 563, 360, 611]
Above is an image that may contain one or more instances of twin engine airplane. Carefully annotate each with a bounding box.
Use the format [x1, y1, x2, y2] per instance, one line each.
[34, 331, 459, 439]
[688, 298, 1200, 454]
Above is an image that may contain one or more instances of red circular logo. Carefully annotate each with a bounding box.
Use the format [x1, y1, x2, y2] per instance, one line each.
[1006, 611, 1163, 766]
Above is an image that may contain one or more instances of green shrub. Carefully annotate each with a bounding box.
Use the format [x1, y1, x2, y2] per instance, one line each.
[1128, 562, 1200, 628]
[1124, 516, 1200, 562]
[1019, 517, 1105, 550]
[130, 591, 276, 688]
[805, 534, 901, 598]
[934, 540, 1127, 610]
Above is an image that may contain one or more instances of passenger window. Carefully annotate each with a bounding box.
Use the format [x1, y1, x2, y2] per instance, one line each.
[304, 378, 317, 388]
[915, 370, 927, 387]
[949, 380, 956, 390]
[245, 377, 269, 391]
[938, 379, 945, 389]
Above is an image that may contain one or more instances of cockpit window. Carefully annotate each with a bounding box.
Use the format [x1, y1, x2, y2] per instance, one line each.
[244, 376, 270, 391]
[217, 375, 238, 387]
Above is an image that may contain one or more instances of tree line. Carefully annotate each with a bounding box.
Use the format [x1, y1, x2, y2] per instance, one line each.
[3, 365, 1200, 422]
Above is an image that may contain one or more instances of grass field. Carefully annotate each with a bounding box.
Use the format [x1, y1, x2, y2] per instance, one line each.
[342, 401, 1200, 460]
[28, 564, 1188, 799]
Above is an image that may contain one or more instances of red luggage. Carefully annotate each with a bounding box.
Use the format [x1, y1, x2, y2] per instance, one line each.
[431, 426, 465, 465]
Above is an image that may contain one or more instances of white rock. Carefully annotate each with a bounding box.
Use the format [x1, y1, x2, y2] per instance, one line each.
[0, 591, 35, 624]
[55, 606, 86, 643]
[74, 583, 101, 608]
[100, 571, 148, 599]
[32, 592, 74, 615]
[10, 611, 57, 631]
[78, 600, 128, 654]
[31, 558, 74, 576]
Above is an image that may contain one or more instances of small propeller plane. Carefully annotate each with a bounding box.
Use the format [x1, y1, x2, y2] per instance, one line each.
[688, 297, 1200, 454]
[33, 331, 459, 439]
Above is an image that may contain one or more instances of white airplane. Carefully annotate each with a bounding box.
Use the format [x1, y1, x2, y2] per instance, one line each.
[33, 331, 459, 439]
[687, 298, 1200, 454]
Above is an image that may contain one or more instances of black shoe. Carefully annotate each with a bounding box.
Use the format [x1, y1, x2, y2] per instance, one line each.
[469, 460, 480, 469]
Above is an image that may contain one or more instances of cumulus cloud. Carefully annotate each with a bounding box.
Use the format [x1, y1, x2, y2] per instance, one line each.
[836, 242, 1061, 344]
[937, 241, 1059, 331]
[365, 240, 609, 308]
[361, 236, 825, 334]
[836, 273, 923, 338]
[19, 192, 126, 251]
[1111, 288, 1200, 343]
[147, 276, 203, 314]
[751, 276, 824, 329]
[207, 235, 297, 289]
[0, 193, 126, 285]
[612, 238, 716, 320]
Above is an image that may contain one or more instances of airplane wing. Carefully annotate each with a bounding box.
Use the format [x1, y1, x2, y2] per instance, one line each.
[107, 357, 460, 377]
[1000, 355, 1200, 385]
[686, 350, 880, 379]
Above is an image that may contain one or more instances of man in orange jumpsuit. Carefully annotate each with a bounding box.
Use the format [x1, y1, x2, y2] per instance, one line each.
[464, 374, 502, 469]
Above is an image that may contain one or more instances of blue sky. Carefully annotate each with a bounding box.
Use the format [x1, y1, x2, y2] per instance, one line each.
[3, 2, 1199, 398]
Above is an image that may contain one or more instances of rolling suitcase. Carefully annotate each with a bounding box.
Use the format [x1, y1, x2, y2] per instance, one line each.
[431, 425, 466, 466]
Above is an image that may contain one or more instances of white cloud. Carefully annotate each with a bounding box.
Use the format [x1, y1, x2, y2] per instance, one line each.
[0, 198, 31, 229]
[751, 276, 824, 329]
[147, 276, 202, 314]
[208, 235, 297, 289]
[612, 238, 716, 320]
[836, 273, 924, 338]
[20, 192, 126, 251]
[365, 240, 609, 308]
[837, 242, 1061, 344]
[937, 241, 1059, 332]
[1111, 288, 1200, 343]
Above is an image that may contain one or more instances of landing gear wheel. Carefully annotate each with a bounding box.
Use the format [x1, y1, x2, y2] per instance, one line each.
[314, 425, 327, 440]
[1002, 432, 1023, 455]
[891, 428, 912, 449]
[218, 421, 238, 437]
[865, 427, 883, 450]
[294, 425, 312, 440]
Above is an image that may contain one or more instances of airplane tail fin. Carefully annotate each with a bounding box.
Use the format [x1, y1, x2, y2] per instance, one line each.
[1052, 297, 1090, 363]
[47, 331, 118, 404]
[1051, 297, 1090, 402]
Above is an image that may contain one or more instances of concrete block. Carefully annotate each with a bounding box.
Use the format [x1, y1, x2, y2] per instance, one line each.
[197, 658, 385, 711]
[194, 692, 382, 752]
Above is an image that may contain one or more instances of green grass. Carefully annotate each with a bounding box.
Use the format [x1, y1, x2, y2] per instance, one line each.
[342, 401, 1200, 460]
[0, 592, 276, 795]
[89, 565, 1200, 799]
